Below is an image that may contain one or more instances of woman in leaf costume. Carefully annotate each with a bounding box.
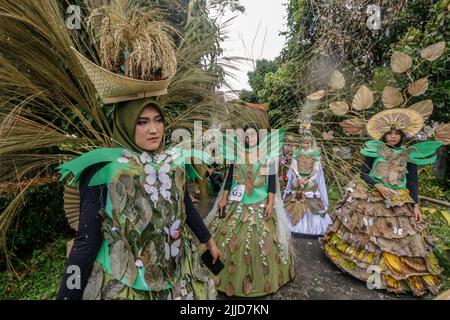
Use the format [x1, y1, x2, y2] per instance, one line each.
[322, 108, 445, 296]
[283, 117, 332, 236]
[57, 98, 221, 300]
[205, 104, 294, 297]
[46, 2, 226, 300]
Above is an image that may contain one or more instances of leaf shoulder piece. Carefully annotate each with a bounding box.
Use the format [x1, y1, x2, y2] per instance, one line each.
[408, 141, 443, 165]
[57, 148, 125, 185]
[360, 140, 385, 158]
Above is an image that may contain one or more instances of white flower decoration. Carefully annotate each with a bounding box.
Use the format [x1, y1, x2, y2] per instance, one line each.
[393, 227, 403, 236]
[117, 157, 129, 164]
[135, 259, 144, 268]
[140, 152, 152, 164]
[122, 149, 133, 158]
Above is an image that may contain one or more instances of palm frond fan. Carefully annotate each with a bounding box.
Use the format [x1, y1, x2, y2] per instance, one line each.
[64, 185, 81, 230]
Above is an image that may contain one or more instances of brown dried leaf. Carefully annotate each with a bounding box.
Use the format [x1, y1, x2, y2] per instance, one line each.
[110, 240, 128, 280]
[382, 86, 404, 108]
[408, 100, 433, 121]
[264, 282, 272, 293]
[408, 78, 428, 96]
[263, 264, 270, 275]
[306, 90, 325, 101]
[330, 101, 349, 115]
[420, 41, 446, 61]
[435, 123, 450, 145]
[221, 249, 228, 261]
[340, 118, 366, 136]
[391, 51, 412, 73]
[220, 225, 227, 236]
[242, 211, 250, 223]
[352, 85, 374, 111]
[122, 253, 137, 286]
[82, 263, 104, 300]
[322, 131, 335, 141]
[262, 237, 271, 256]
[244, 251, 252, 265]
[262, 220, 270, 233]
[328, 70, 345, 90]
[230, 234, 238, 253]
[226, 282, 234, 297]
[278, 271, 285, 287]
[144, 264, 164, 291]
[228, 262, 237, 275]
[243, 275, 253, 295]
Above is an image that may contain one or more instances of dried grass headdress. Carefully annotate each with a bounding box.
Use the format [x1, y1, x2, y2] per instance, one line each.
[74, 1, 177, 104]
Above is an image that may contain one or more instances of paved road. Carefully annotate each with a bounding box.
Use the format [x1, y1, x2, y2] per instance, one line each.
[272, 235, 425, 300]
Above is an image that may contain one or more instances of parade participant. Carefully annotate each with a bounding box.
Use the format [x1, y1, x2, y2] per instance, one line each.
[205, 104, 294, 297]
[283, 117, 332, 236]
[322, 108, 444, 296]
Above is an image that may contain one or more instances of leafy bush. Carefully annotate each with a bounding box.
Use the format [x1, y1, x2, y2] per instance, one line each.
[0, 238, 67, 300]
[0, 182, 73, 268]
[423, 207, 450, 291]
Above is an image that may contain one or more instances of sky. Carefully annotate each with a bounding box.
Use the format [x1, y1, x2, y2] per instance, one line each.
[217, 0, 287, 96]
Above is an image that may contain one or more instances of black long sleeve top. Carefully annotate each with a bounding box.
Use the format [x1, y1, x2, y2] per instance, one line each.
[56, 164, 211, 300]
[360, 156, 419, 203]
[223, 164, 276, 194]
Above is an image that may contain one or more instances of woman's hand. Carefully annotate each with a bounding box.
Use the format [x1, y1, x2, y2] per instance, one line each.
[206, 238, 221, 264]
[374, 184, 397, 198]
[264, 199, 273, 220]
[218, 196, 227, 217]
[265, 195, 274, 220]
[414, 204, 422, 223]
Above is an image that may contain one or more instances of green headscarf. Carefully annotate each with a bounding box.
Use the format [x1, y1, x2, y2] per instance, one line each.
[112, 98, 165, 153]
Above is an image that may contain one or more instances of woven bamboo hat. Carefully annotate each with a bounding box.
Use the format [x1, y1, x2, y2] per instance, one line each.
[367, 108, 424, 139]
[72, 47, 176, 104]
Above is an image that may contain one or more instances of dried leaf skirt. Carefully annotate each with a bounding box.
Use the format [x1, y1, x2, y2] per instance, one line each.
[82, 242, 216, 300]
[284, 194, 332, 235]
[322, 182, 442, 296]
[209, 199, 294, 297]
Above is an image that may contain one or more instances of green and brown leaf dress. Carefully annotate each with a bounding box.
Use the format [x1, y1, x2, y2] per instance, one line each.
[208, 160, 294, 297]
[58, 147, 215, 300]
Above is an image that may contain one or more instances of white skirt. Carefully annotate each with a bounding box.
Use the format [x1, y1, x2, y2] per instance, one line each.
[287, 210, 332, 236]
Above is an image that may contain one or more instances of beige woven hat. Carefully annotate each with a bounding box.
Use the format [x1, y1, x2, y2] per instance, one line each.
[367, 108, 424, 139]
[72, 47, 176, 104]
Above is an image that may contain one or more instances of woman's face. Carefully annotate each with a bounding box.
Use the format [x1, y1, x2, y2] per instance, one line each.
[135, 105, 164, 152]
[301, 140, 311, 150]
[245, 128, 258, 147]
[385, 130, 402, 147]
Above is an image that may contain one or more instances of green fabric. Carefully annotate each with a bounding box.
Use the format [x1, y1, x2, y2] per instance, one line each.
[360, 140, 385, 158]
[230, 163, 269, 205]
[361, 140, 443, 164]
[220, 129, 286, 162]
[408, 141, 443, 165]
[57, 148, 124, 186]
[112, 98, 165, 152]
[293, 148, 320, 159]
[360, 140, 442, 189]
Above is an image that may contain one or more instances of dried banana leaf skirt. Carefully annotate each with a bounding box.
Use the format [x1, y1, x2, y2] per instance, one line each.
[322, 181, 442, 296]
